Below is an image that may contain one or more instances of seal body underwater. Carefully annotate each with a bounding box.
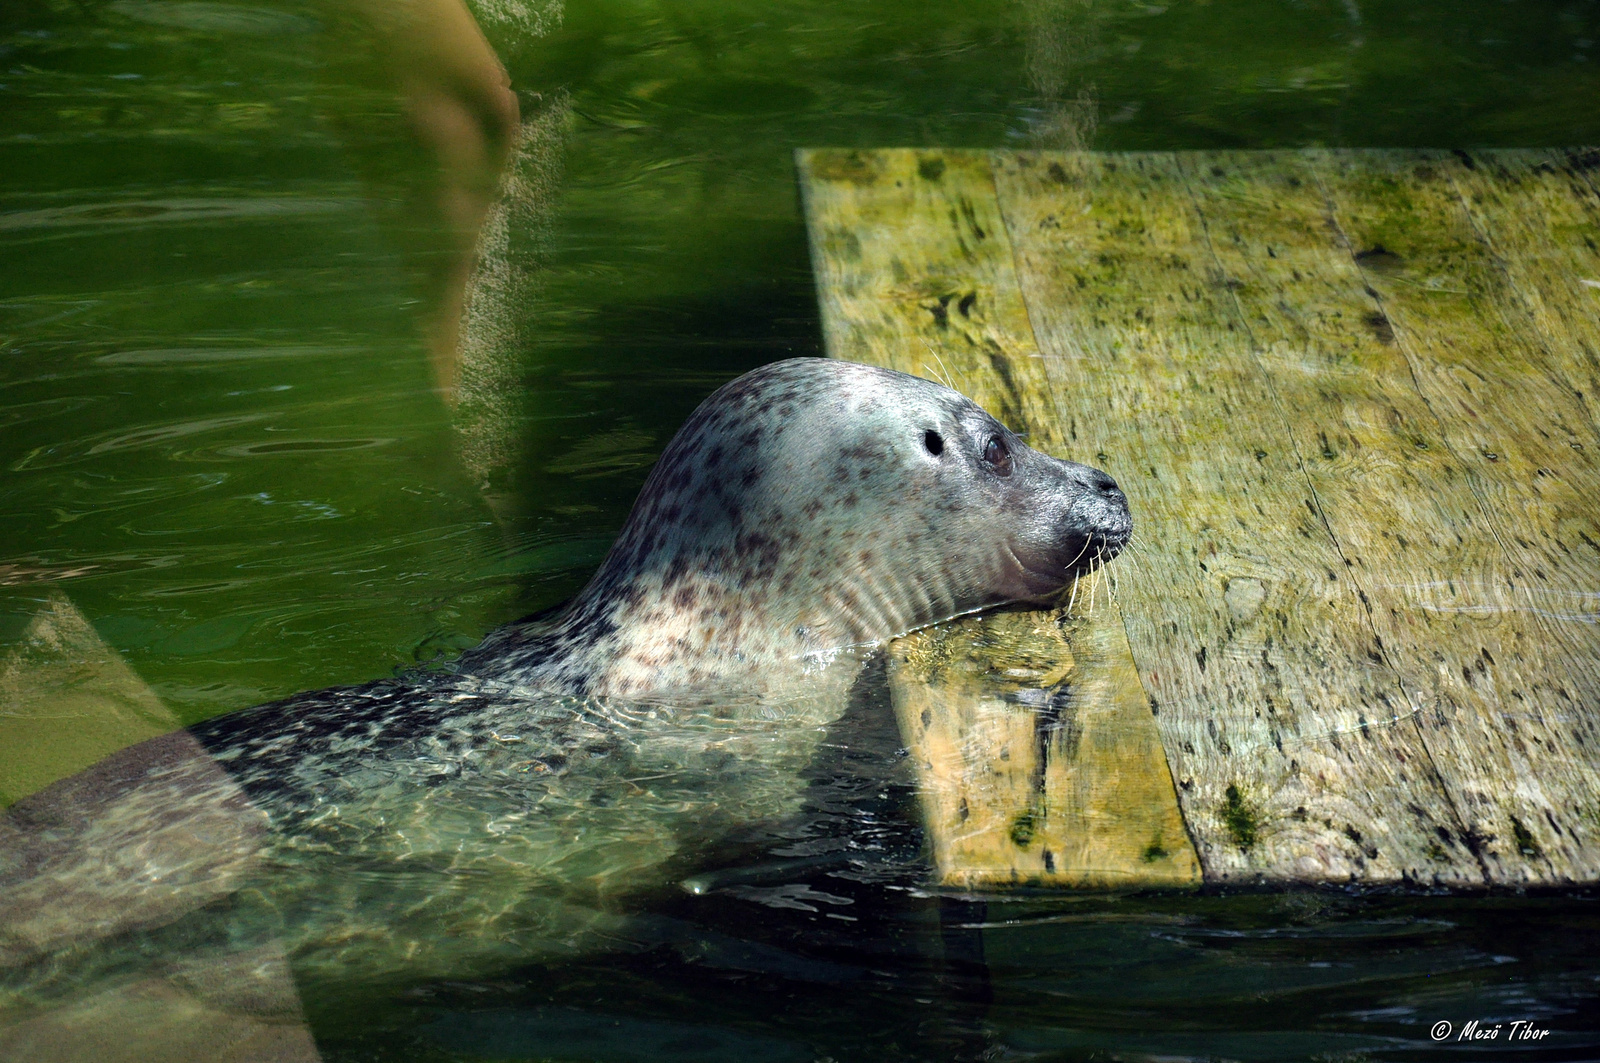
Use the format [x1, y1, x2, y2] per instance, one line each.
[0, 357, 1130, 993]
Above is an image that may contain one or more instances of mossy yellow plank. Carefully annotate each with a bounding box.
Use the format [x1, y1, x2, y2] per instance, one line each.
[890, 610, 1198, 889]
[801, 146, 1600, 886]
[1310, 150, 1600, 882]
[797, 147, 1199, 889]
[1445, 150, 1600, 435]
[0, 593, 178, 806]
[990, 151, 1465, 885]
[1175, 149, 1600, 884]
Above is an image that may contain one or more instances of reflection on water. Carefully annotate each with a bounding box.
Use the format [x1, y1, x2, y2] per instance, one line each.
[4, 0, 1600, 1056]
[12, 631, 1593, 1061]
[6, 606, 1599, 1060]
[108, 0, 320, 36]
[0, 196, 357, 232]
[0, 645, 908, 1053]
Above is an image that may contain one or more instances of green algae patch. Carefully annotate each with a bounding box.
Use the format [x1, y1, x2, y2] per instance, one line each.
[1222, 784, 1260, 852]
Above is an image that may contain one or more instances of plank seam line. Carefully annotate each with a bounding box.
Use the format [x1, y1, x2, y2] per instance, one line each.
[1306, 149, 1506, 886]
[1175, 150, 1488, 887]
[982, 148, 1207, 873]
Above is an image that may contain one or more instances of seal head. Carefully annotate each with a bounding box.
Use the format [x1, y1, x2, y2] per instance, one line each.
[474, 358, 1130, 697]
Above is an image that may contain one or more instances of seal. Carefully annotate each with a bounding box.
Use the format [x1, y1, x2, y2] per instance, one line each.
[0, 357, 1130, 998]
[462, 356, 1130, 696]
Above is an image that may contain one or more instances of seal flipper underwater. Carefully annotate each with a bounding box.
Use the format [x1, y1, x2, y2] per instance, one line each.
[0, 358, 1131, 1003]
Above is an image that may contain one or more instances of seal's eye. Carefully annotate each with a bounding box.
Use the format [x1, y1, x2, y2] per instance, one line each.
[923, 430, 944, 457]
[984, 435, 1012, 476]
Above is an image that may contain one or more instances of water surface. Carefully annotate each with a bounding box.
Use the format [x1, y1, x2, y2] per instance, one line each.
[3, 0, 1599, 1058]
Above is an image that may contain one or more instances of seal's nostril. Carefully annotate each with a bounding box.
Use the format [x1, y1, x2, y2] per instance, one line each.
[1089, 469, 1121, 496]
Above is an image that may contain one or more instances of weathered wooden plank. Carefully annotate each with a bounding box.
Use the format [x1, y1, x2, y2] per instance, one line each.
[989, 150, 1476, 884]
[797, 147, 1199, 888]
[1172, 149, 1600, 884]
[890, 610, 1199, 889]
[1310, 149, 1600, 883]
[1446, 149, 1600, 437]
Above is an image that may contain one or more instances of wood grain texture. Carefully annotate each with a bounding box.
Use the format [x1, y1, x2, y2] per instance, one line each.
[799, 146, 1600, 886]
[990, 151, 1473, 885]
[1310, 149, 1600, 883]
[797, 147, 1199, 888]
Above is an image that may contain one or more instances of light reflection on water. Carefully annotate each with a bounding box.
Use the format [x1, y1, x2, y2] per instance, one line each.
[3, 0, 1600, 1057]
[13, 647, 1597, 1061]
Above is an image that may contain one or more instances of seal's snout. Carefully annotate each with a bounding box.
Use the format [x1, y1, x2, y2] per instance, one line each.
[1087, 467, 1131, 549]
[998, 442, 1132, 601]
[1056, 458, 1132, 571]
[1086, 467, 1123, 500]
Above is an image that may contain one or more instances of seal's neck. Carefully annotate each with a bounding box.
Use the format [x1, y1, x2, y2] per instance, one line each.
[489, 545, 980, 699]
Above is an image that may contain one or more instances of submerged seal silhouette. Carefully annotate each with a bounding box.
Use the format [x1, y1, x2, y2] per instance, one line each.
[465, 356, 1131, 696]
[0, 356, 1131, 996]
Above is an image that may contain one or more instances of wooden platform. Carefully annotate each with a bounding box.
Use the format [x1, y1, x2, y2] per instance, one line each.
[798, 147, 1600, 889]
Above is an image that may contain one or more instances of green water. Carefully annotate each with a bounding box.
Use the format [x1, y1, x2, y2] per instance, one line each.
[6, 0, 1599, 717]
[3, 0, 1600, 1059]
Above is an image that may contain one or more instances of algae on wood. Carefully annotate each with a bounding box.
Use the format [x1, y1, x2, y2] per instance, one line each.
[990, 150, 1473, 885]
[798, 145, 1600, 887]
[798, 147, 1200, 889]
[1310, 149, 1600, 883]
